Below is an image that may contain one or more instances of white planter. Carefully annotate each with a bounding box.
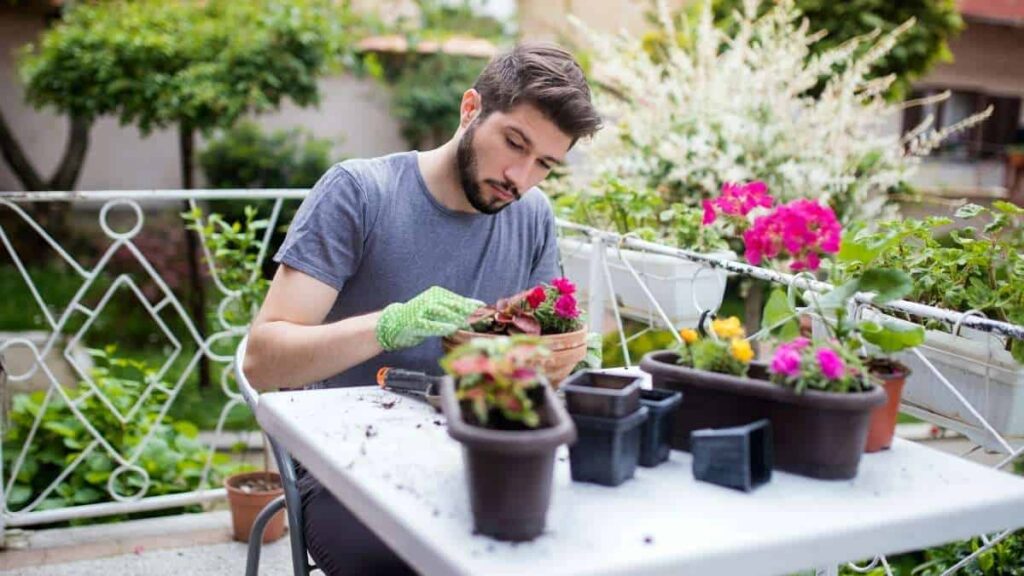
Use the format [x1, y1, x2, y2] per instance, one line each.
[558, 237, 732, 328]
[897, 327, 1024, 447]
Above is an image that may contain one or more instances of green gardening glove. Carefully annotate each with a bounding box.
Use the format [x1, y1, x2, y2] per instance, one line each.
[375, 286, 485, 351]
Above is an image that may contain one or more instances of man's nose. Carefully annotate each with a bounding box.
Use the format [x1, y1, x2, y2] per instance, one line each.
[503, 158, 533, 194]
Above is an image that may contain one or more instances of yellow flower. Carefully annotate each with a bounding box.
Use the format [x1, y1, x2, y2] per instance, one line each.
[729, 339, 754, 363]
[680, 328, 699, 344]
[712, 316, 745, 339]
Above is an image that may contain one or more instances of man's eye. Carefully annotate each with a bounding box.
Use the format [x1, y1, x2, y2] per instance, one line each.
[539, 160, 552, 170]
[506, 138, 524, 151]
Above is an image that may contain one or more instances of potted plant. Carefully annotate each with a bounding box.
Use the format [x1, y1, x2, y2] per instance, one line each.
[224, 438, 286, 543]
[834, 203, 1024, 447]
[763, 268, 926, 452]
[553, 177, 733, 327]
[439, 336, 576, 542]
[641, 316, 887, 480]
[444, 277, 588, 385]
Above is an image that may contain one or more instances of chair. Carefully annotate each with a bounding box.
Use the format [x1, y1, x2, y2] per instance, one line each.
[234, 335, 317, 576]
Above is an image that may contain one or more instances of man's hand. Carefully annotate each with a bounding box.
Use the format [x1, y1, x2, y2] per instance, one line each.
[375, 286, 485, 351]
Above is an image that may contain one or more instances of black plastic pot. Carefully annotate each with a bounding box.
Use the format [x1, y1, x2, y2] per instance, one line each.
[639, 351, 886, 480]
[440, 377, 576, 542]
[638, 389, 683, 467]
[691, 419, 773, 492]
[568, 407, 648, 487]
[561, 370, 643, 418]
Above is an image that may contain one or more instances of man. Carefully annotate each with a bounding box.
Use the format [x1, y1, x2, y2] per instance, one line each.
[244, 42, 602, 575]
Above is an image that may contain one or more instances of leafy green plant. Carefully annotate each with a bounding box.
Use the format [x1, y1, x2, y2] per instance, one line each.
[2, 346, 232, 517]
[182, 204, 269, 330]
[675, 317, 754, 376]
[833, 202, 1024, 363]
[390, 54, 487, 148]
[551, 176, 728, 251]
[200, 121, 333, 190]
[913, 532, 1024, 576]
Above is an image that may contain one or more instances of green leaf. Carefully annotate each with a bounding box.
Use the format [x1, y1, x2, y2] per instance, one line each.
[855, 269, 914, 305]
[955, 203, 984, 219]
[173, 421, 199, 438]
[859, 319, 925, 353]
[819, 279, 859, 311]
[8, 484, 33, 506]
[992, 200, 1024, 215]
[761, 287, 799, 339]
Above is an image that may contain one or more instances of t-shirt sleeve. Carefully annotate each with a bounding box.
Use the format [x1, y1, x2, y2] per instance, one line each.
[529, 194, 562, 286]
[273, 164, 366, 292]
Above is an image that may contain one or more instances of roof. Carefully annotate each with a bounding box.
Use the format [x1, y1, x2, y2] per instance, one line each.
[958, 0, 1024, 26]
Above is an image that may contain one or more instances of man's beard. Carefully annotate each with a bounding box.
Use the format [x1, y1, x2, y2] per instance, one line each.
[456, 119, 517, 215]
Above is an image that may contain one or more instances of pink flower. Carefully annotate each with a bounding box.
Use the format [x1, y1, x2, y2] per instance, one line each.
[791, 337, 811, 350]
[554, 293, 580, 318]
[450, 354, 491, 376]
[770, 346, 802, 377]
[551, 277, 576, 295]
[742, 199, 841, 271]
[526, 286, 546, 309]
[702, 199, 717, 225]
[817, 348, 846, 380]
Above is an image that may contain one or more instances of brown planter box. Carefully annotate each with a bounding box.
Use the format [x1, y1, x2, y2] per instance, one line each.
[224, 471, 286, 543]
[639, 351, 886, 480]
[440, 376, 576, 541]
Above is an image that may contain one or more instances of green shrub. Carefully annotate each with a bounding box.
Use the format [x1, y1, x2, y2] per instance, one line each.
[3, 346, 234, 518]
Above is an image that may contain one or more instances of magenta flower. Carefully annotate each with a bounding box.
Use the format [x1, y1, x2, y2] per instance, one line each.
[554, 293, 580, 319]
[705, 180, 775, 223]
[551, 277, 576, 295]
[816, 348, 846, 380]
[742, 199, 841, 271]
[770, 346, 802, 377]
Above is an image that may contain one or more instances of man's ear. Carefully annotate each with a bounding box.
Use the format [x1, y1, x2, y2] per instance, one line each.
[459, 89, 482, 128]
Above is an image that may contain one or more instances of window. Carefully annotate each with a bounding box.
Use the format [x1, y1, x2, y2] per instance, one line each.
[902, 88, 1021, 159]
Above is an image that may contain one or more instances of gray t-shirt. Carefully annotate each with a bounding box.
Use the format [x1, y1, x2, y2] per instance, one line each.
[273, 151, 561, 388]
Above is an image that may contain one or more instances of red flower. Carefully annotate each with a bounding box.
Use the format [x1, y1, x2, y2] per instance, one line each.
[551, 277, 576, 295]
[526, 286, 547, 308]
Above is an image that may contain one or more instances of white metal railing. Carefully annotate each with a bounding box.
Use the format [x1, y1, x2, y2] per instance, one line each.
[1, 189, 1022, 574]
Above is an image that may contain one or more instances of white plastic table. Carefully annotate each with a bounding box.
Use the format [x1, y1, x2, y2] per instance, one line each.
[256, 385, 1024, 576]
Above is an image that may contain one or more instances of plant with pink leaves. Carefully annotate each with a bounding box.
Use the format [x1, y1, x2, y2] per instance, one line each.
[768, 337, 867, 394]
[742, 199, 842, 272]
[469, 277, 585, 336]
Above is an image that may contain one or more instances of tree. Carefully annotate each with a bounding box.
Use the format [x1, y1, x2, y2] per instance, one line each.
[6, 0, 358, 386]
[711, 0, 964, 100]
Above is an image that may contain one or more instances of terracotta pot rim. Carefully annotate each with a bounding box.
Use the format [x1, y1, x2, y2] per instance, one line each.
[446, 327, 588, 351]
[224, 471, 283, 496]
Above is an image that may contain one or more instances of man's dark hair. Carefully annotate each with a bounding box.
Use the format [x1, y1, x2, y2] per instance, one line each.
[473, 42, 602, 144]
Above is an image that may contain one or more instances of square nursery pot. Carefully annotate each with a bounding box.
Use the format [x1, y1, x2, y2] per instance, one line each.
[691, 419, 773, 492]
[440, 376, 576, 542]
[568, 407, 648, 487]
[638, 388, 683, 467]
[562, 370, 643, 418]
[639, 351, 886, 480]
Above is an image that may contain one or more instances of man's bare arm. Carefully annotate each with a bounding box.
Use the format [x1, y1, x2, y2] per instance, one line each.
[243, 264, 383, 391]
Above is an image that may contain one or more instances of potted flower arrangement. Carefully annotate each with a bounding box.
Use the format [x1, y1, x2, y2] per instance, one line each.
[444, 277, 588, 385]
[553, 176, 733, 326]
[438, 336, 576, 542]
[834, 202, 1024, 447]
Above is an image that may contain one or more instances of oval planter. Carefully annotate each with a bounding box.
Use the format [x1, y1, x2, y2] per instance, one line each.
[864, 362, 909, 453]
[639, 351, 886, 480]
[558, 237, 734, 327]
[443, 328, 588, 386]
[224, 471, 286, 544]
[440, 376, 576, 542]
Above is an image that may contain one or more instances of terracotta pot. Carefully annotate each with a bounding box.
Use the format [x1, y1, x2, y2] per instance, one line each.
[1008, 150, 1024, 169]
[440, 376, 576, 541]
[443, 328, 588, 386]
[864, 361, 910, 453]
[640, 351, 886, 480]
[224, 471, 286, 543]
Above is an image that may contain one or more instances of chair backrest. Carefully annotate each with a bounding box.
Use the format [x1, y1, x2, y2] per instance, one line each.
[235, 335, 313, 576]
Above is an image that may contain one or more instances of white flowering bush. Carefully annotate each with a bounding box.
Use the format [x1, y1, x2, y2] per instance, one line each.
[561, 0, 990, 225]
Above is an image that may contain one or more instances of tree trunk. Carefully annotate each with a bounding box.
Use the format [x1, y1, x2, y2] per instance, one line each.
[180, 124, 211, 390]
[0, 108, 92, 258]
